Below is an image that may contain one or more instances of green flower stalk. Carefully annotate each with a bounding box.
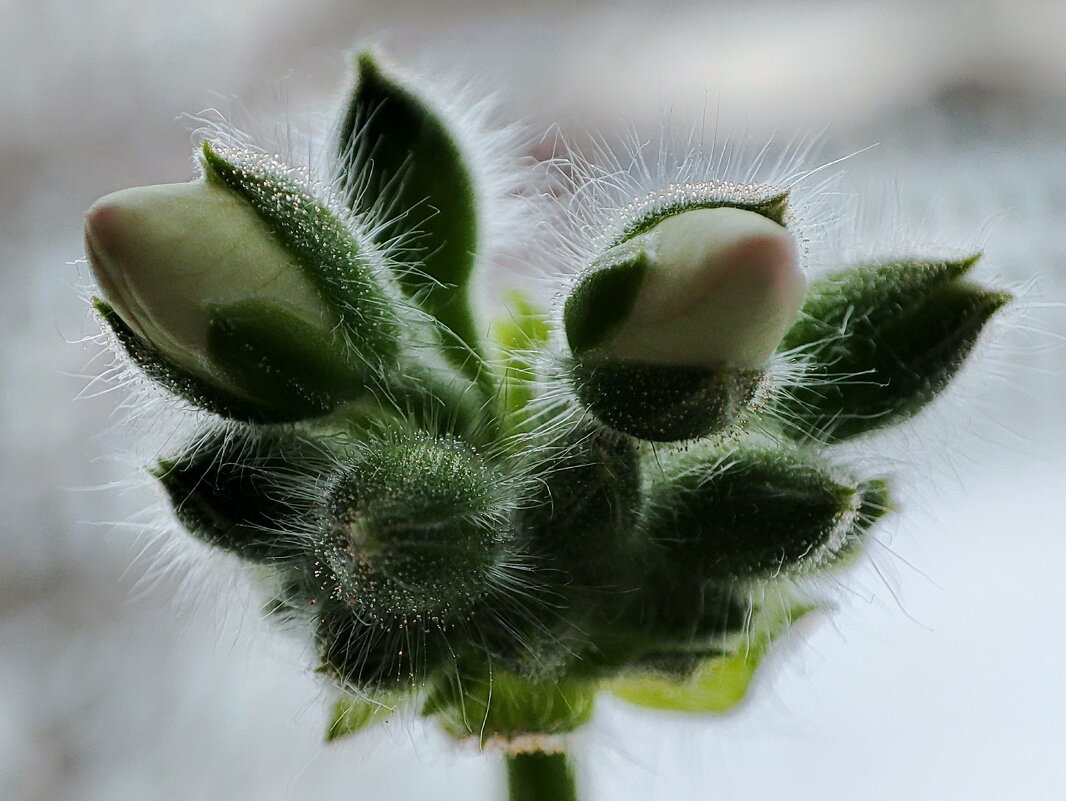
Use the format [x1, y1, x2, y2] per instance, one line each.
[84, 49, 1010, 801]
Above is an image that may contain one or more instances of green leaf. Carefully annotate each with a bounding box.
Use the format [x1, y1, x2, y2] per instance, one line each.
[326, 695, 397, 742]
[778, 255, 1011, 442]
[336, 51, 481, 381]
[611, 604, 814, 713]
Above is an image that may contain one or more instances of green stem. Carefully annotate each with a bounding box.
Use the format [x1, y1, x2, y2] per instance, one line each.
[505, 751, 578, 801]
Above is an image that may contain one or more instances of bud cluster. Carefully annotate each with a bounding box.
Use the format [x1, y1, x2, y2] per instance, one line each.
[86, 50, 1009, 756]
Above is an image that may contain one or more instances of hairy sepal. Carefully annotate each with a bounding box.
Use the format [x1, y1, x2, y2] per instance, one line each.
[335, 51, 482, 381]
[202, 141, 401, 387]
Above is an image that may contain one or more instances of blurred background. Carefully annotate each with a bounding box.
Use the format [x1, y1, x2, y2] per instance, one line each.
[3, 0, 1064, 798]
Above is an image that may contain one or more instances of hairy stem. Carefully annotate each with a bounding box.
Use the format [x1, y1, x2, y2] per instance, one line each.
[505, 751, 578, 801]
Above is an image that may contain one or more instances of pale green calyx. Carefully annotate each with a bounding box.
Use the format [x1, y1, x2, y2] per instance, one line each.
[566, 207, 805, 370]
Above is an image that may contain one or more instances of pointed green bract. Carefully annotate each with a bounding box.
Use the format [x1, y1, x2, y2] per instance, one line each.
[336, 51, 481, 380]
[778, 255, 1011, 442]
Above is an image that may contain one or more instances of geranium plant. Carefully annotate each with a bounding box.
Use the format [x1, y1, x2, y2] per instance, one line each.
[84, 49, 1008, 800]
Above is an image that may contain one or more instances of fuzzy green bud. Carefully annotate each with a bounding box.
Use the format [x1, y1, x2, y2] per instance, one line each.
[644, 446, 866, 581]
[87, 143, 399, 422]
[518, 422, 642, 587]
[564, 207, 805, 441]
[778, 255, 1011, 442]
[314, 431, 512, 618]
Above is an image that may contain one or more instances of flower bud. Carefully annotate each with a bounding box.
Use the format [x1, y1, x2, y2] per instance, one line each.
[563, 207, 805, 441]
[87, 143, 399, 422]
[518, 421, 641, 587]
[643, 445, 865, 581]
[777, 255, 1011, 442]
[314, 430, 513, 618]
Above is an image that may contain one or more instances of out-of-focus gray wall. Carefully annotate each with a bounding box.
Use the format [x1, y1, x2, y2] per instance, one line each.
[3, 1, 1064, 799]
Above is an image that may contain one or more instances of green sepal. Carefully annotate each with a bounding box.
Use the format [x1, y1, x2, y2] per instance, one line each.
[95, 297, 289, 422]
[570, 359, 762, 442]
[335, 51, 481, 381]
[326, 695, 398, 742]
[201, 141, 399, 377]
[152, 427, 328, 562]
[612, 188, 790, 248]
[564, 246, 649, 358]
[610, 604, 814, 713]
[643, 445, 861, 580]
[424, 668, 595, 744]
[778, 255, 1011, 442]
[314, 601, 451, 692]
[205, 299, 373, 421]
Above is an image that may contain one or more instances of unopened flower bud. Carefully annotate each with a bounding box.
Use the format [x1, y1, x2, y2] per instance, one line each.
[315, 431, 513, 618]
[564, 207, 805, 441]
[86, 143, 399, 422]
[643, 445, 866, 581]
[777, 255, 1011, 442]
